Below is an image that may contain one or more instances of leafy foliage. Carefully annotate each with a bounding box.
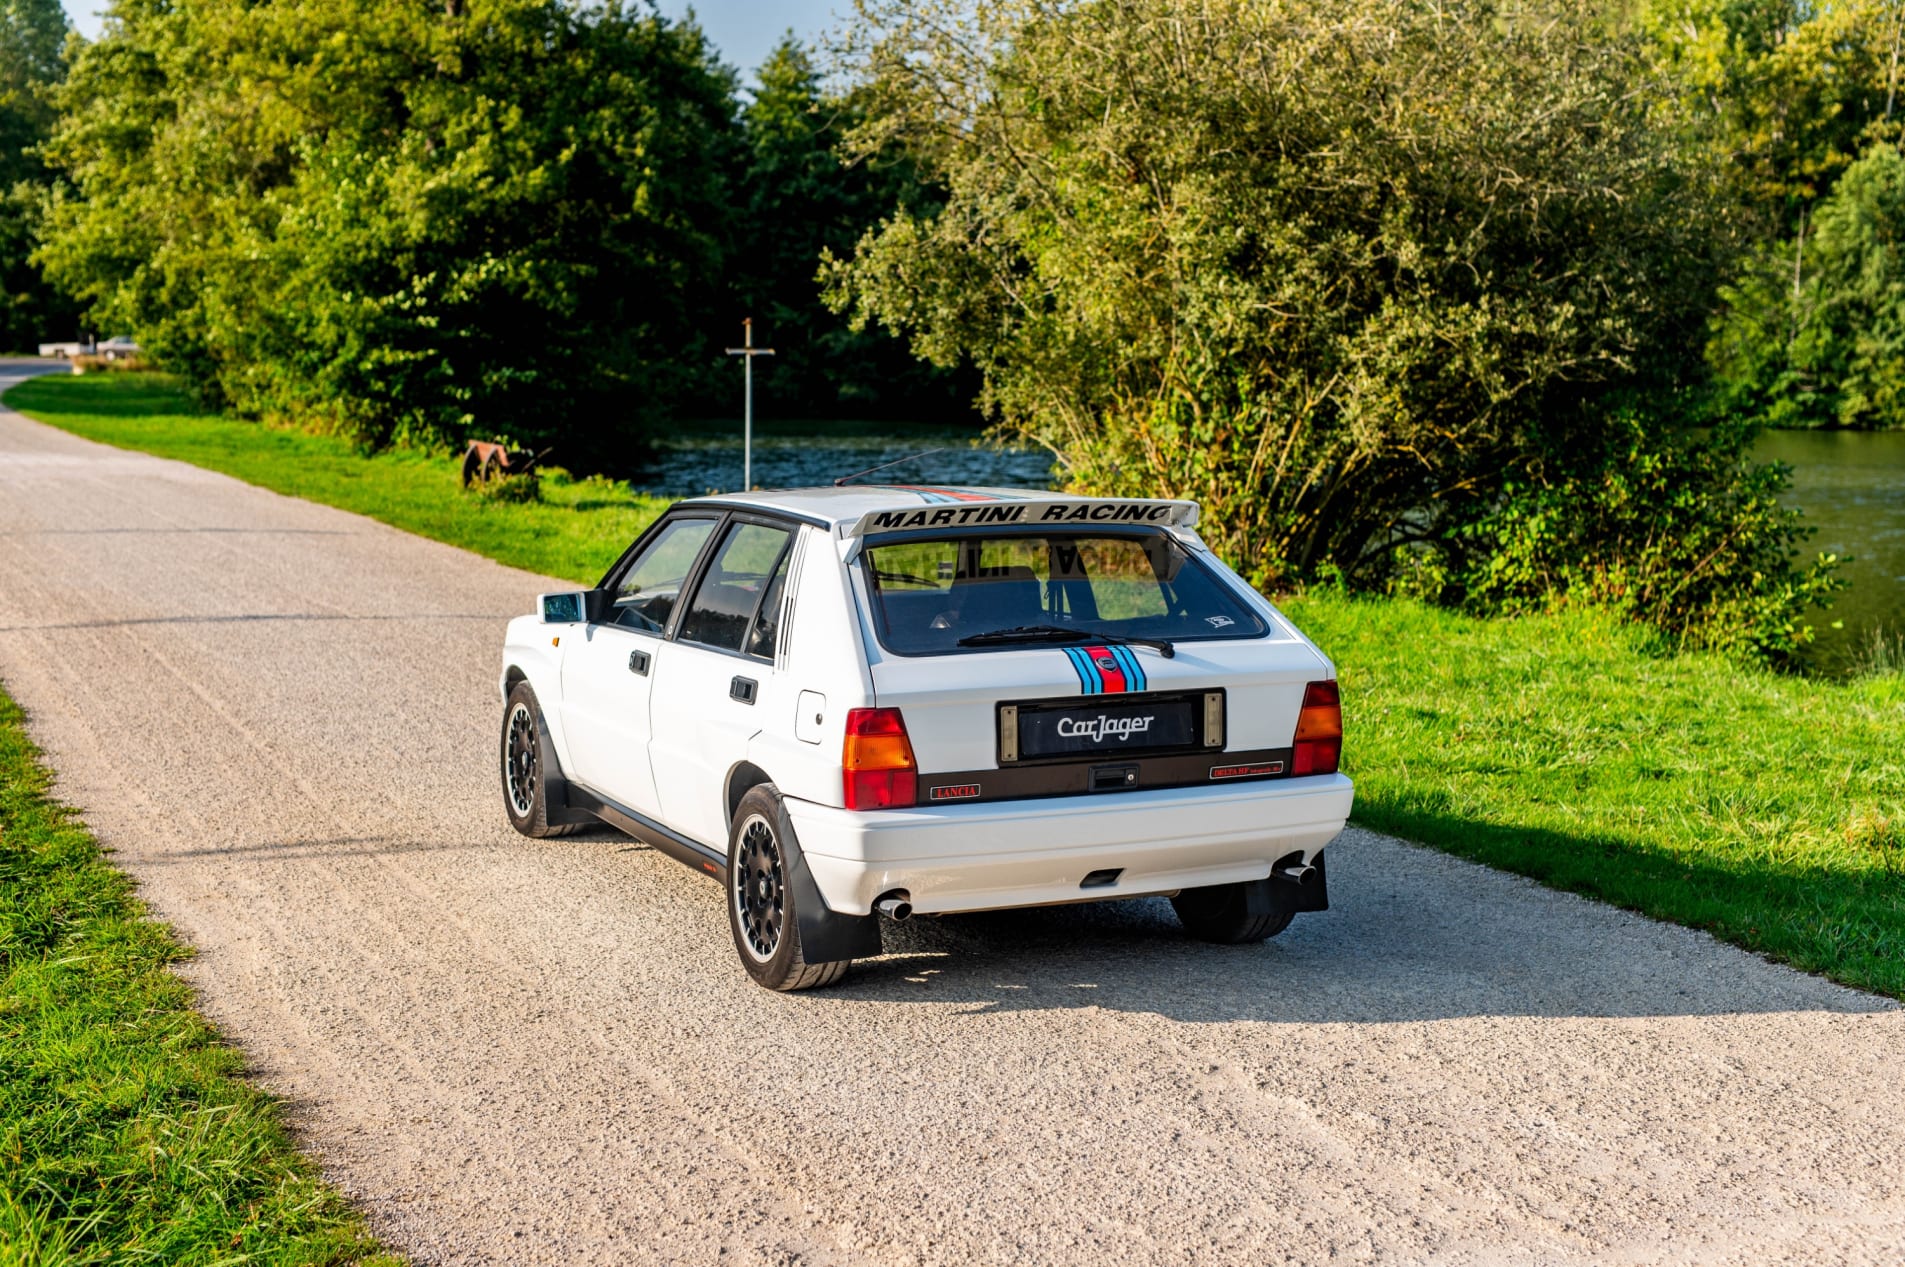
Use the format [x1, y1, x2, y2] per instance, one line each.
[0, 0, 79, 351]
[830, 0, 1830, 654]
[722, 35, 974, 422]
[1642, 0, 1905, 225]
[1418, 415, 1846, 663]
[1709, 142, 1905, 428]
[39, 0, 740, 474]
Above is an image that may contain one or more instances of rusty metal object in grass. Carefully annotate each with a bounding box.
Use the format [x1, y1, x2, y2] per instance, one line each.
[459, 440, 552, 488]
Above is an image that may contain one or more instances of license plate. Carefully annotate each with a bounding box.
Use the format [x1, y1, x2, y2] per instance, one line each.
[1002, 693, 1218, 762]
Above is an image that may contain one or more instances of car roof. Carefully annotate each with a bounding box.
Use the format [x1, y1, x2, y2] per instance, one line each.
[678, 485, 1195, 531]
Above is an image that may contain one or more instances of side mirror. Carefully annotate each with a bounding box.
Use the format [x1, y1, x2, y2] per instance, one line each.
[540, 590, 612, 625]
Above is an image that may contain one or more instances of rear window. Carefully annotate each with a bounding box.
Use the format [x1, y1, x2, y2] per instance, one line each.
[862, 531, 1267, 655]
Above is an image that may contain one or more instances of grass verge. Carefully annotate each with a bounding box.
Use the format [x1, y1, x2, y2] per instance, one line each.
[9, 372, 1905, 998]
[0, 685, 397, 1265]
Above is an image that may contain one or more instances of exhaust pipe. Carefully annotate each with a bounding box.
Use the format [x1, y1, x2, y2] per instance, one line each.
[1274, 861, 1316, 886]
[875, 891, 913, 922]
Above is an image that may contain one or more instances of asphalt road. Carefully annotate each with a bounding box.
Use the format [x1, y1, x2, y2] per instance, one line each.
[2, 364, 1902, 1266]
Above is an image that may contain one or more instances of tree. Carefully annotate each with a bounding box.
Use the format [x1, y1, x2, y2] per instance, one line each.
[0, 0, 76, 350]
[1710, 142, 1905, 427]
[831, 2, 1725, 573]
[725, 34, 974, 422]
[829, 0, 1835, 658]
[39, 0, 739, 473]
[1642, 0, 1905, 227]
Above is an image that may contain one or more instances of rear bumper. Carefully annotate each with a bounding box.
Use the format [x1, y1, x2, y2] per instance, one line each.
[785, 774, 1353, 916]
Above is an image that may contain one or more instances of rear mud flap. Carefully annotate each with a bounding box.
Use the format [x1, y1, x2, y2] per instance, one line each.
[779, 801, 884, 963]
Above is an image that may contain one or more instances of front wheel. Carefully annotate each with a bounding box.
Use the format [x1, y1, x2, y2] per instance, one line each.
[1171, 879, 1294, 944]
[500, 681, 580, 839]
[727, 785, 850, 991]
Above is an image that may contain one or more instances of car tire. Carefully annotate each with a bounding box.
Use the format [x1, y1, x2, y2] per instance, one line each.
[1170, 880, 1294, 944]
[727, 785, 850, 991]
[500, 681, 581, 839]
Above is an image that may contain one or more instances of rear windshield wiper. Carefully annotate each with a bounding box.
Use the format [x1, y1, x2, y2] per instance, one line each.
[955, 624, 1176, 658]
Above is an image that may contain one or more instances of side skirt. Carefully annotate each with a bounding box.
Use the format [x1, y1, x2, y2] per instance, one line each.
[563, 783, 729, 884]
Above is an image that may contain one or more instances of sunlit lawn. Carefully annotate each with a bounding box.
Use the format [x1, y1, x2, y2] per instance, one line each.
[1291, 593, 1905, 996]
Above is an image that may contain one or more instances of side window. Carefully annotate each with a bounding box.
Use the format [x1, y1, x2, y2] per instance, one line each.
[677, 522, 792, 654]
[610, 517, 719, 632]
[744, 546, 794, 660]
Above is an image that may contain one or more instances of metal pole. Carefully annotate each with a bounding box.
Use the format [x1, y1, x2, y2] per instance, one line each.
[743, 321, 753, 491]
[725, 319, 775, 493]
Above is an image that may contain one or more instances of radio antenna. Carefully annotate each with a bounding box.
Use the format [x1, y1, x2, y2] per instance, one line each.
[833, 448, 952, 486]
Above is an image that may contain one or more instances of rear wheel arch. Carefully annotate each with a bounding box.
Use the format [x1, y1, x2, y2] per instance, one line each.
[725, 761, 774, 827]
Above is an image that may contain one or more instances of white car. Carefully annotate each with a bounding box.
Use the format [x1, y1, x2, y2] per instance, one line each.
[35, 335, 140, 359]
[499, 487, 1353, 990]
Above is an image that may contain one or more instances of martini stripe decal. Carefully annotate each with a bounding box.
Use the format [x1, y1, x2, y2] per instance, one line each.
[1063, 644, 1154, 694]
[1084, 645, 1128, 693]
[1110, 643, 1147, 692]
[1063, 646, 1097, 693]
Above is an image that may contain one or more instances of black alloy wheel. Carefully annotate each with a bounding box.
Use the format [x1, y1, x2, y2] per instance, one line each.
[499, 681, 580, 839]
[725, 784, 851, 990]
[733, 814, 786, 962]
[505, 701, 539, 818]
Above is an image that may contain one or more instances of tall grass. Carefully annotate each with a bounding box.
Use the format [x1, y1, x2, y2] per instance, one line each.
[1852, 624, 1905, 679]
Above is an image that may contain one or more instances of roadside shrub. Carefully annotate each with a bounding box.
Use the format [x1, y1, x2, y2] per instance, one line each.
[1422, 412, 1845, 665]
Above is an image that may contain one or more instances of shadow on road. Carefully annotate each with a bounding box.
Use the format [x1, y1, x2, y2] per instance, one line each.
[823, 834, 1894, 1024]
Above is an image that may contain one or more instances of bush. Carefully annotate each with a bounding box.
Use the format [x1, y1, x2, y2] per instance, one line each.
[1409, 413, 1844, 665]
[830, 0, 1819, 652]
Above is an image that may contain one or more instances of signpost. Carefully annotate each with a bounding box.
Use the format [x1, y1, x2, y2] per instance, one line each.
[724, 318, 775, 491]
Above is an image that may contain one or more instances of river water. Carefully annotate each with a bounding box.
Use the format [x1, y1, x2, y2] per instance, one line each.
[1755, 429, 1905, 673]
[643, 422, 1902, 673]
[639, 424, 1058, 498]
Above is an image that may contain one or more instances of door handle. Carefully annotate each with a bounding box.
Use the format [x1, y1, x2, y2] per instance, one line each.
[730, 676, 757, 705]
[629, 649, 651, 675]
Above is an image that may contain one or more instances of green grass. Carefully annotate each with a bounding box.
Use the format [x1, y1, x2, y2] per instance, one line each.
[9, 372, 1905, 998]
[4, 373, 667, 585]
[1287, 593, 1905, 996]
[0, 686, 398, 1266]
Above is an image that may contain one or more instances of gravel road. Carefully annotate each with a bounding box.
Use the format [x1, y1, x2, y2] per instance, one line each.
[2, 365, 1902, 1266]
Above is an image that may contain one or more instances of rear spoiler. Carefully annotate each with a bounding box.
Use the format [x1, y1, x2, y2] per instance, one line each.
[845, 497, 1199, 538]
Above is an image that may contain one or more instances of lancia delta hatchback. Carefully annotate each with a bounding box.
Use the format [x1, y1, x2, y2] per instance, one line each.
[499, 487, 1352, 990]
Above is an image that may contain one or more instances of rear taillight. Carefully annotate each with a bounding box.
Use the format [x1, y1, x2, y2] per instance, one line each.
[1292, 680, 1342, 776]
[842, 708, 918, 810]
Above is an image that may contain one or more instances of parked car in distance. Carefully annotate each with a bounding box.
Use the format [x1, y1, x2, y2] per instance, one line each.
[37, 335, 140, 359]
[498, 486, 1353, 990]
